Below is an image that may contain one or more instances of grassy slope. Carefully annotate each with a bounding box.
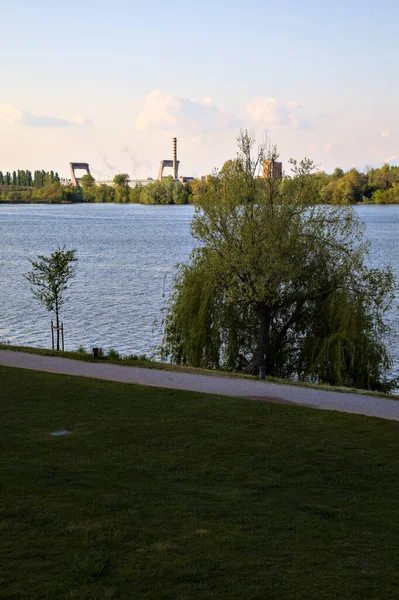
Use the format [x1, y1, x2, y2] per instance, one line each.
[2, 366, 399, 600]
[1, 342, 396, 399]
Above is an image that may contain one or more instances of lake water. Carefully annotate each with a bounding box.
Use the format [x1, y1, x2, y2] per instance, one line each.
[0, 204, 398, 382]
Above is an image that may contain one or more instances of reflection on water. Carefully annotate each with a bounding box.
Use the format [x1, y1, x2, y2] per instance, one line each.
[0, 203, 398, 381]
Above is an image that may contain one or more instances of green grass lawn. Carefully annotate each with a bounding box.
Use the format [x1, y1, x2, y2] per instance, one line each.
[2, 366, 399, 599]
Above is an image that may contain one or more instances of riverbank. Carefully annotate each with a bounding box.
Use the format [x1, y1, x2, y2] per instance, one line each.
[1, 342, 397, 399]
[1, 198, 399, 206]
[1, 196, 399, 207]
[0, 199, 76, 204]
[1, 347, 399, 419]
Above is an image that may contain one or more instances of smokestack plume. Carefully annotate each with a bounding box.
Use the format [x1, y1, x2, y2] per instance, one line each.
[173, 137, 178, 181]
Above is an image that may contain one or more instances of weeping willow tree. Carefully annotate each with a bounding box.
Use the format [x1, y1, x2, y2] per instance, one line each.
[161, 131, 396, 392]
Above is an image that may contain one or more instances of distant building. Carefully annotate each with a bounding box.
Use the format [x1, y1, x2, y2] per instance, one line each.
[179, 176, 194, 184]
[263, 160, 283, 179]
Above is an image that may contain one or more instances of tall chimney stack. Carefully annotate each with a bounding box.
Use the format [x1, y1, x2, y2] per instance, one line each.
[173, 137, 178, 181]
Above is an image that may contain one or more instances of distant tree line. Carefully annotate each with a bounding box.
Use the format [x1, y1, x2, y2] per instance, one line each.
[189, 163, 399, 206]
[79, 174, 193, 205]
[1, 162, 399, 205]
[0, 169, 193, 204]
[0, 170, 60, 187]
[311, 163, 399, 204]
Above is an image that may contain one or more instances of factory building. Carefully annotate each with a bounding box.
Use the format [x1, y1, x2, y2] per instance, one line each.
[263, 160, 283, 179]
[158, 137, 180, 181]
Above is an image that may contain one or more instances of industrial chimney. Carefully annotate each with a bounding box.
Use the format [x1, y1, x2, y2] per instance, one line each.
[173, 137, 178, 181]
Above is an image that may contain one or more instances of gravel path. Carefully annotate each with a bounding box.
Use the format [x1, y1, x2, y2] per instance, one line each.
[1, 349, 399, 422]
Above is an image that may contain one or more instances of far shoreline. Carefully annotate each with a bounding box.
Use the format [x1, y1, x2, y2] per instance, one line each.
[1, 200, 399, 207]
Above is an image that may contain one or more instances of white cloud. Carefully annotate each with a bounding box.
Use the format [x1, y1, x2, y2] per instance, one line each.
[381, 130, 390, 138]
[23, 113, 92, 128]
[0, 104, 23, 125]
[384, 155, 397, 163]
[136, 90, 240, 133]
[246, 97, 311, 130]
[0, 103, 92, 128]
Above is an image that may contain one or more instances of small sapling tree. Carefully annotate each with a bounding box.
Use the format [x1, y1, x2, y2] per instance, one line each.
[26, 248, 77, 350]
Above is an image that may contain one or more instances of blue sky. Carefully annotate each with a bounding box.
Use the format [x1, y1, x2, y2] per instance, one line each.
[1, 0, 398, 178]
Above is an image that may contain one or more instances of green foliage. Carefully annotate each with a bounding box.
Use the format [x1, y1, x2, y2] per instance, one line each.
[93, 183, 113, 203]
[80, 173, 95, 187]
[174, 182, 192, 204]
[332, 167, 344, 179]
[317, 169, 367, 204]
[115, 187, 130, 203]
[0, 167, 80, 203]
[0, 169, 34, 186]
[129, 183, 143, 203]
[107, 348, 121, 359]
[0, 168, 59, 189]
[34, 169, 59, 187]
[40, 182, 65, 202]
[0, 176, 192, 204]
[125, 352, 148, 360]
[373, 189, 387, 204]
[368, 163, 399, 190]
[372, 183, 399, 204]
[162, 131, 396, 392]
[113, 173, 129, 187]
[113, 173, 130, 203]
[80, 173, 96, 202]
[306, 164, 399, 205]
[1, 160, 398, 205]
[25, 248, 77, 350]
[139, 177, 192, 205]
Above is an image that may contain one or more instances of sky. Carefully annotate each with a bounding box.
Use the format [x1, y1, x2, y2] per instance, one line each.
[1, 0, 398, 179]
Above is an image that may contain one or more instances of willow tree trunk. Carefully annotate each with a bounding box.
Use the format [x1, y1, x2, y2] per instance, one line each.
[249, 306, 270, 375]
